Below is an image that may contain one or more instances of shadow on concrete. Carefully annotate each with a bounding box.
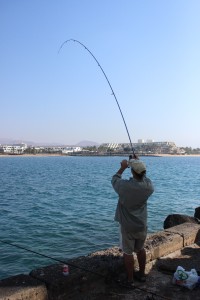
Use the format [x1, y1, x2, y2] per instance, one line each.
[156, 236, 200, 276]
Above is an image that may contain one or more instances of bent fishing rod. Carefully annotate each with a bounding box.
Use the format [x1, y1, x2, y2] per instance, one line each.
[58, 39, 136, 159]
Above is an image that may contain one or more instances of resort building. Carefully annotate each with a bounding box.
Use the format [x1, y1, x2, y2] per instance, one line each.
[62, 147, 82, 154]
[121, 141, 185, 155]
[0, 143, 28, 154]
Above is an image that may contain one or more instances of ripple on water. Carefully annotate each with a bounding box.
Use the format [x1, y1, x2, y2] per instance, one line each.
[0, 156, 199, 278]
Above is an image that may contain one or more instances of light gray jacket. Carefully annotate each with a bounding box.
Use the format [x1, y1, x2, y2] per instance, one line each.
[112, 173, 154, 238]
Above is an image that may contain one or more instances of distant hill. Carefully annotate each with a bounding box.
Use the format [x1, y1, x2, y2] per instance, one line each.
[75, 140, 100, 147]
[0, 138, 34, 145]
[0, 138, 100, 147]
[0, 138, 57, 146]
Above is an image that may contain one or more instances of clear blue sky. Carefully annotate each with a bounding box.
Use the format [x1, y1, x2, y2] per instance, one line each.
[1, 1, 200, 147]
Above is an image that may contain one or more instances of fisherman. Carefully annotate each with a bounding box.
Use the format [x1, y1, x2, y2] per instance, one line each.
[111, 158, 154, 287]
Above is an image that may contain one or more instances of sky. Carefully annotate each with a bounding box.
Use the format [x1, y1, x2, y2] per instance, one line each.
[1, 1, 200, 148]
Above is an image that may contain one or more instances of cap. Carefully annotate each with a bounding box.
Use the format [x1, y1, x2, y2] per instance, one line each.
[129, 159, 146, 174]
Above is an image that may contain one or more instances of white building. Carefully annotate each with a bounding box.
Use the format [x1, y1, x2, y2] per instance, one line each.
[108, 143, 119, 149]
[138, 139, 145, 144]
[146, 139, 154, 143]
[62, 146, 82, 154]
[0, 143, 28, 154]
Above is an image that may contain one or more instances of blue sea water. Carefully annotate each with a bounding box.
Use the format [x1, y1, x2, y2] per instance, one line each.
[0, 155, 199, 279]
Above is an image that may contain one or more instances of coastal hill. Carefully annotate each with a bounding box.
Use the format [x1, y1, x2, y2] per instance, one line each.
[0, 138, 99, 147]
[0, 138, 60, 146]
[75, 140, 100, 147]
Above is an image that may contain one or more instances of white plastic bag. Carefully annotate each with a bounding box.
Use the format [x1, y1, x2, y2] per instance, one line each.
[173, 266, 199, 290]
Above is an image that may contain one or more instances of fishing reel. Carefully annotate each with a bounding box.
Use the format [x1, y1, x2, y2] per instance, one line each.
[127, 153, 138, 167]
[127, 154, 133, 168]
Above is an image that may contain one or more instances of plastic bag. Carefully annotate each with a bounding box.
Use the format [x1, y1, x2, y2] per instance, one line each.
[173, 266, 199, 290]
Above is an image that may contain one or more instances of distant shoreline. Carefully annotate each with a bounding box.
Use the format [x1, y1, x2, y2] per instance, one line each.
[1, 153, 200, 158]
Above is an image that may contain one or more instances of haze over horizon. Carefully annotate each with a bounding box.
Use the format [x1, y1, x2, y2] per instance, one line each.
[1, 1, 200, 148]
[0, 137, 198, 149]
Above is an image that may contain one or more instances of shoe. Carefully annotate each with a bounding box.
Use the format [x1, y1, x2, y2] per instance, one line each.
[127, 281, 135, 288]
[134, 271, 147, 282]
[117, 279, 135, 289]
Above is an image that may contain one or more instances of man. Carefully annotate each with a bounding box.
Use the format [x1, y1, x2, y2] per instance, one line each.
[111, 158, 154, 286]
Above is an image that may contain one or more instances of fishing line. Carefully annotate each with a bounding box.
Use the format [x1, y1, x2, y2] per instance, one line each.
[0, 239, 170, 300]
[58, 39, 136, 158]
[0, 239, 104, 277]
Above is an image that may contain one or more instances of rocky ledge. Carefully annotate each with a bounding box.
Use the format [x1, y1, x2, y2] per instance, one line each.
[0, 222, 200, 300]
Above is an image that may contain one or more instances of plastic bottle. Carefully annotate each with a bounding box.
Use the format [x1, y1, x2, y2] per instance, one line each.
[62, 264, 69, 276]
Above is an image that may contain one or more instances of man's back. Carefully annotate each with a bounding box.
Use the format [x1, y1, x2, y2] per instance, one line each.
[112, 174, 154, 234]
[112, 175, 154, 209]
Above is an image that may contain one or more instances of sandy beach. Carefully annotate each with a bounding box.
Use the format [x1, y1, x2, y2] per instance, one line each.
[0, 153, 200, 158]
[152, 154, 200, 157]
[0, 153, 63, 157]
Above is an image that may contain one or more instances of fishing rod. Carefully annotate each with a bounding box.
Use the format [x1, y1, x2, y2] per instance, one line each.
[0, 239, 104, 277]
[58, 39, 136, 159]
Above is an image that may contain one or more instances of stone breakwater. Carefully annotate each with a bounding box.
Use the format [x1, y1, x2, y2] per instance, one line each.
[0, 222, 200, 300]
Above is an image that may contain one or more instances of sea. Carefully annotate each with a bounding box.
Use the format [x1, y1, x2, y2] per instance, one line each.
[0, 155, 199, 279]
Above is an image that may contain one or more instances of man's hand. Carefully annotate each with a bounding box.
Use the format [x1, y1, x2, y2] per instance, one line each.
[120, 160, 128, 170]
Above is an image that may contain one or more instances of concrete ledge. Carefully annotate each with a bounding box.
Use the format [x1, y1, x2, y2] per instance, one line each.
[145, 223, 200, 261]
[145, 231, 183, 261]
[30, 248, 124, 300]
[165, 222, 200, 246]
[0, 274, 48, 300]
[1, 223, 200, 300]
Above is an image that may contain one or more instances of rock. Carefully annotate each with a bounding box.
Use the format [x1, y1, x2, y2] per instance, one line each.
[0, 274, 48, 300]
[194, 206, 200, 219]
[163, 214, 198, 229]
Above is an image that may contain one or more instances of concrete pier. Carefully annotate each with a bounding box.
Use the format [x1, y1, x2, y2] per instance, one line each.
[0, 222, 200, 300]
